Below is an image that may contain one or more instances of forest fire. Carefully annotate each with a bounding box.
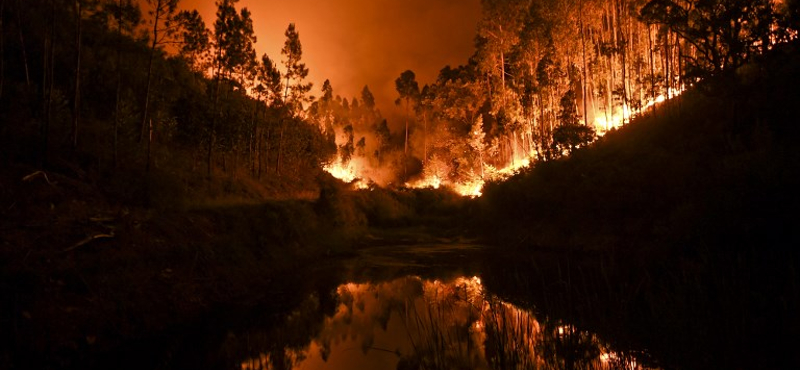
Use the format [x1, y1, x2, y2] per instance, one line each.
[323, 160, 370, 190]
[594, 89, 684, 135]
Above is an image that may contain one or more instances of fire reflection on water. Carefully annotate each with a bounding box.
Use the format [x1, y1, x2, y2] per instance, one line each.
[239, 276, 653, 370]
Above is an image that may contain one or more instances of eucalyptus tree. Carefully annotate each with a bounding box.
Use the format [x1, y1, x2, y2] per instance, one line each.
[395, 70, 419, 156]
[360, 85, 375, 110]
[477, 0, 529, 113]
[640, 0, 778, 81]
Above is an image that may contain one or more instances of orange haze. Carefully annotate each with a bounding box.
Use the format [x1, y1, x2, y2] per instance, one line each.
[177, 0, 481, 124]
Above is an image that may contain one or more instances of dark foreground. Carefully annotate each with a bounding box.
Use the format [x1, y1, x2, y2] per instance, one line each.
[3, 44, 800, 370]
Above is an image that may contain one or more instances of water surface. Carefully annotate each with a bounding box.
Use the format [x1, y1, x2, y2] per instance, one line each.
[225, 243, 652, 370]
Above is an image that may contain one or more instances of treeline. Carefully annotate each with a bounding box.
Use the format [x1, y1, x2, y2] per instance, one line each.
[0, 0, 351, 198]
[394, 0, 799, 187]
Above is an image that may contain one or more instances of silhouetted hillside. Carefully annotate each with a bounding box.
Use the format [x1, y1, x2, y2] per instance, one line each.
[478, 42, 800, 369]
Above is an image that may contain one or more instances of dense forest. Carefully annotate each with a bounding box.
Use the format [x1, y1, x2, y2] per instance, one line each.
[331, 0, 800, 193]
[2, 0, 797, 199]
[1, 0, 340, 205]
[2, 0, 800, 368]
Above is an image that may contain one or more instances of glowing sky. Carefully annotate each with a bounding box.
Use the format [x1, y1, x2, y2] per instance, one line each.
[178, 0, 482, 120]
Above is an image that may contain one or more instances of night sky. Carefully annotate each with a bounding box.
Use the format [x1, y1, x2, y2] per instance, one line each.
[179, 0, 482, 119]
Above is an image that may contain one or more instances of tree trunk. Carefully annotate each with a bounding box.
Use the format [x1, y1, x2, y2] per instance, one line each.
[207, 48, 223, 178]
[250, 98, 258, 177]
[113, 0, 123, 168]
[72, 0, 82, 151]
[0, 0, 4, 101]
[423, 110, 427, 166]
[579, 0, 589, 126]
[140, 0, 161, 143]
[663, 29, 669, 97]
[14, 0, 30, 87]
[403, 98, 409, 181]
[146, 119, 152, 173]
[42, 0, 56, 164]
[648, 24, 656, 114]
[499, 50, 506, 111]
[607, 2, 615, 130]
[275, 119, 284, 176]
[261, 110, 271, 180]
[618, 0, 630, 125]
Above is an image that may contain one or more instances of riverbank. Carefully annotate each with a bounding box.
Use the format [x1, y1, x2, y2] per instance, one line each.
[0, 159, 359, 369]
[0, 152, 479, 369]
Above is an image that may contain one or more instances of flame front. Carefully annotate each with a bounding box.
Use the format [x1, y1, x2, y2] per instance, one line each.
[322, 87, 683, 197]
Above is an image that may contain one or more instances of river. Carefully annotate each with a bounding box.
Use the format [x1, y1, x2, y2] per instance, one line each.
[104, 242, 656, 370]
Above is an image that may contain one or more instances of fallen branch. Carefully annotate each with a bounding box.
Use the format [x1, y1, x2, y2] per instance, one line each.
[22, 171, 57, 187]
[63, 232, 115, 252]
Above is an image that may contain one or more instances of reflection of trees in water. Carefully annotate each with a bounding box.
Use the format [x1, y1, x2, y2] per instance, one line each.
[237, 276, 650, 370]
[399, 277, 487, 369]
[396, 277, 646, 370]
[234, 291, 337, 370]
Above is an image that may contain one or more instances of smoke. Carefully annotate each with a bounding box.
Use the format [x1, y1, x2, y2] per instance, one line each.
[179, 0, 481, 128]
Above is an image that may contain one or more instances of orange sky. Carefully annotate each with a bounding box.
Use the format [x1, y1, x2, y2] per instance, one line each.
[178, 0, 482, 121]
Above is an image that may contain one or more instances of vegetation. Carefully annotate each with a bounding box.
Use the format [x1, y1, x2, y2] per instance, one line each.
[0, 0, 338, 207]
[334, 0, 800, 188]
[477, 42, 800, 369]
[1, 0, 799, 368]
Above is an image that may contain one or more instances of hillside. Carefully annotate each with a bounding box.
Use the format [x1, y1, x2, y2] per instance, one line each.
[477, 43, 800, 369]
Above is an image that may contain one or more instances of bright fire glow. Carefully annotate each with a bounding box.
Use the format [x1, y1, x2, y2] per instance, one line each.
[323, 89, 684, 197]
[594, 88, 685, 136]
[323, 159, 370, 189]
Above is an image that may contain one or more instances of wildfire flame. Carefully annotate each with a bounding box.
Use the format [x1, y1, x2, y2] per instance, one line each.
[323, 90, 683, 197]
[593, 88, 684, 135]
[323, 160, 370, 189]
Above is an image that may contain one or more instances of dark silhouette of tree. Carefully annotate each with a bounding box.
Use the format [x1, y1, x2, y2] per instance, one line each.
[280, 23, 311, 111]
[103, 0, 141, 167]
[373, 119, 391, 165]
[361, 85, 375, 110]
[140, 0, 178, 144]
[252, 53, 282, 178]
[553, 89, 594, 154]
[0, 0, 4, 102]
[340, 124, 354, 164]
[72, 0, 86, 151]
[207, 0, 257, 177]
[395, 69, 419, 179]
[276, 22, 311, 175]
[175, 9, 209, 73]
[640, 0, 778, 80]
[477, 0, 528, 113]
[255, 53, 282, 105]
